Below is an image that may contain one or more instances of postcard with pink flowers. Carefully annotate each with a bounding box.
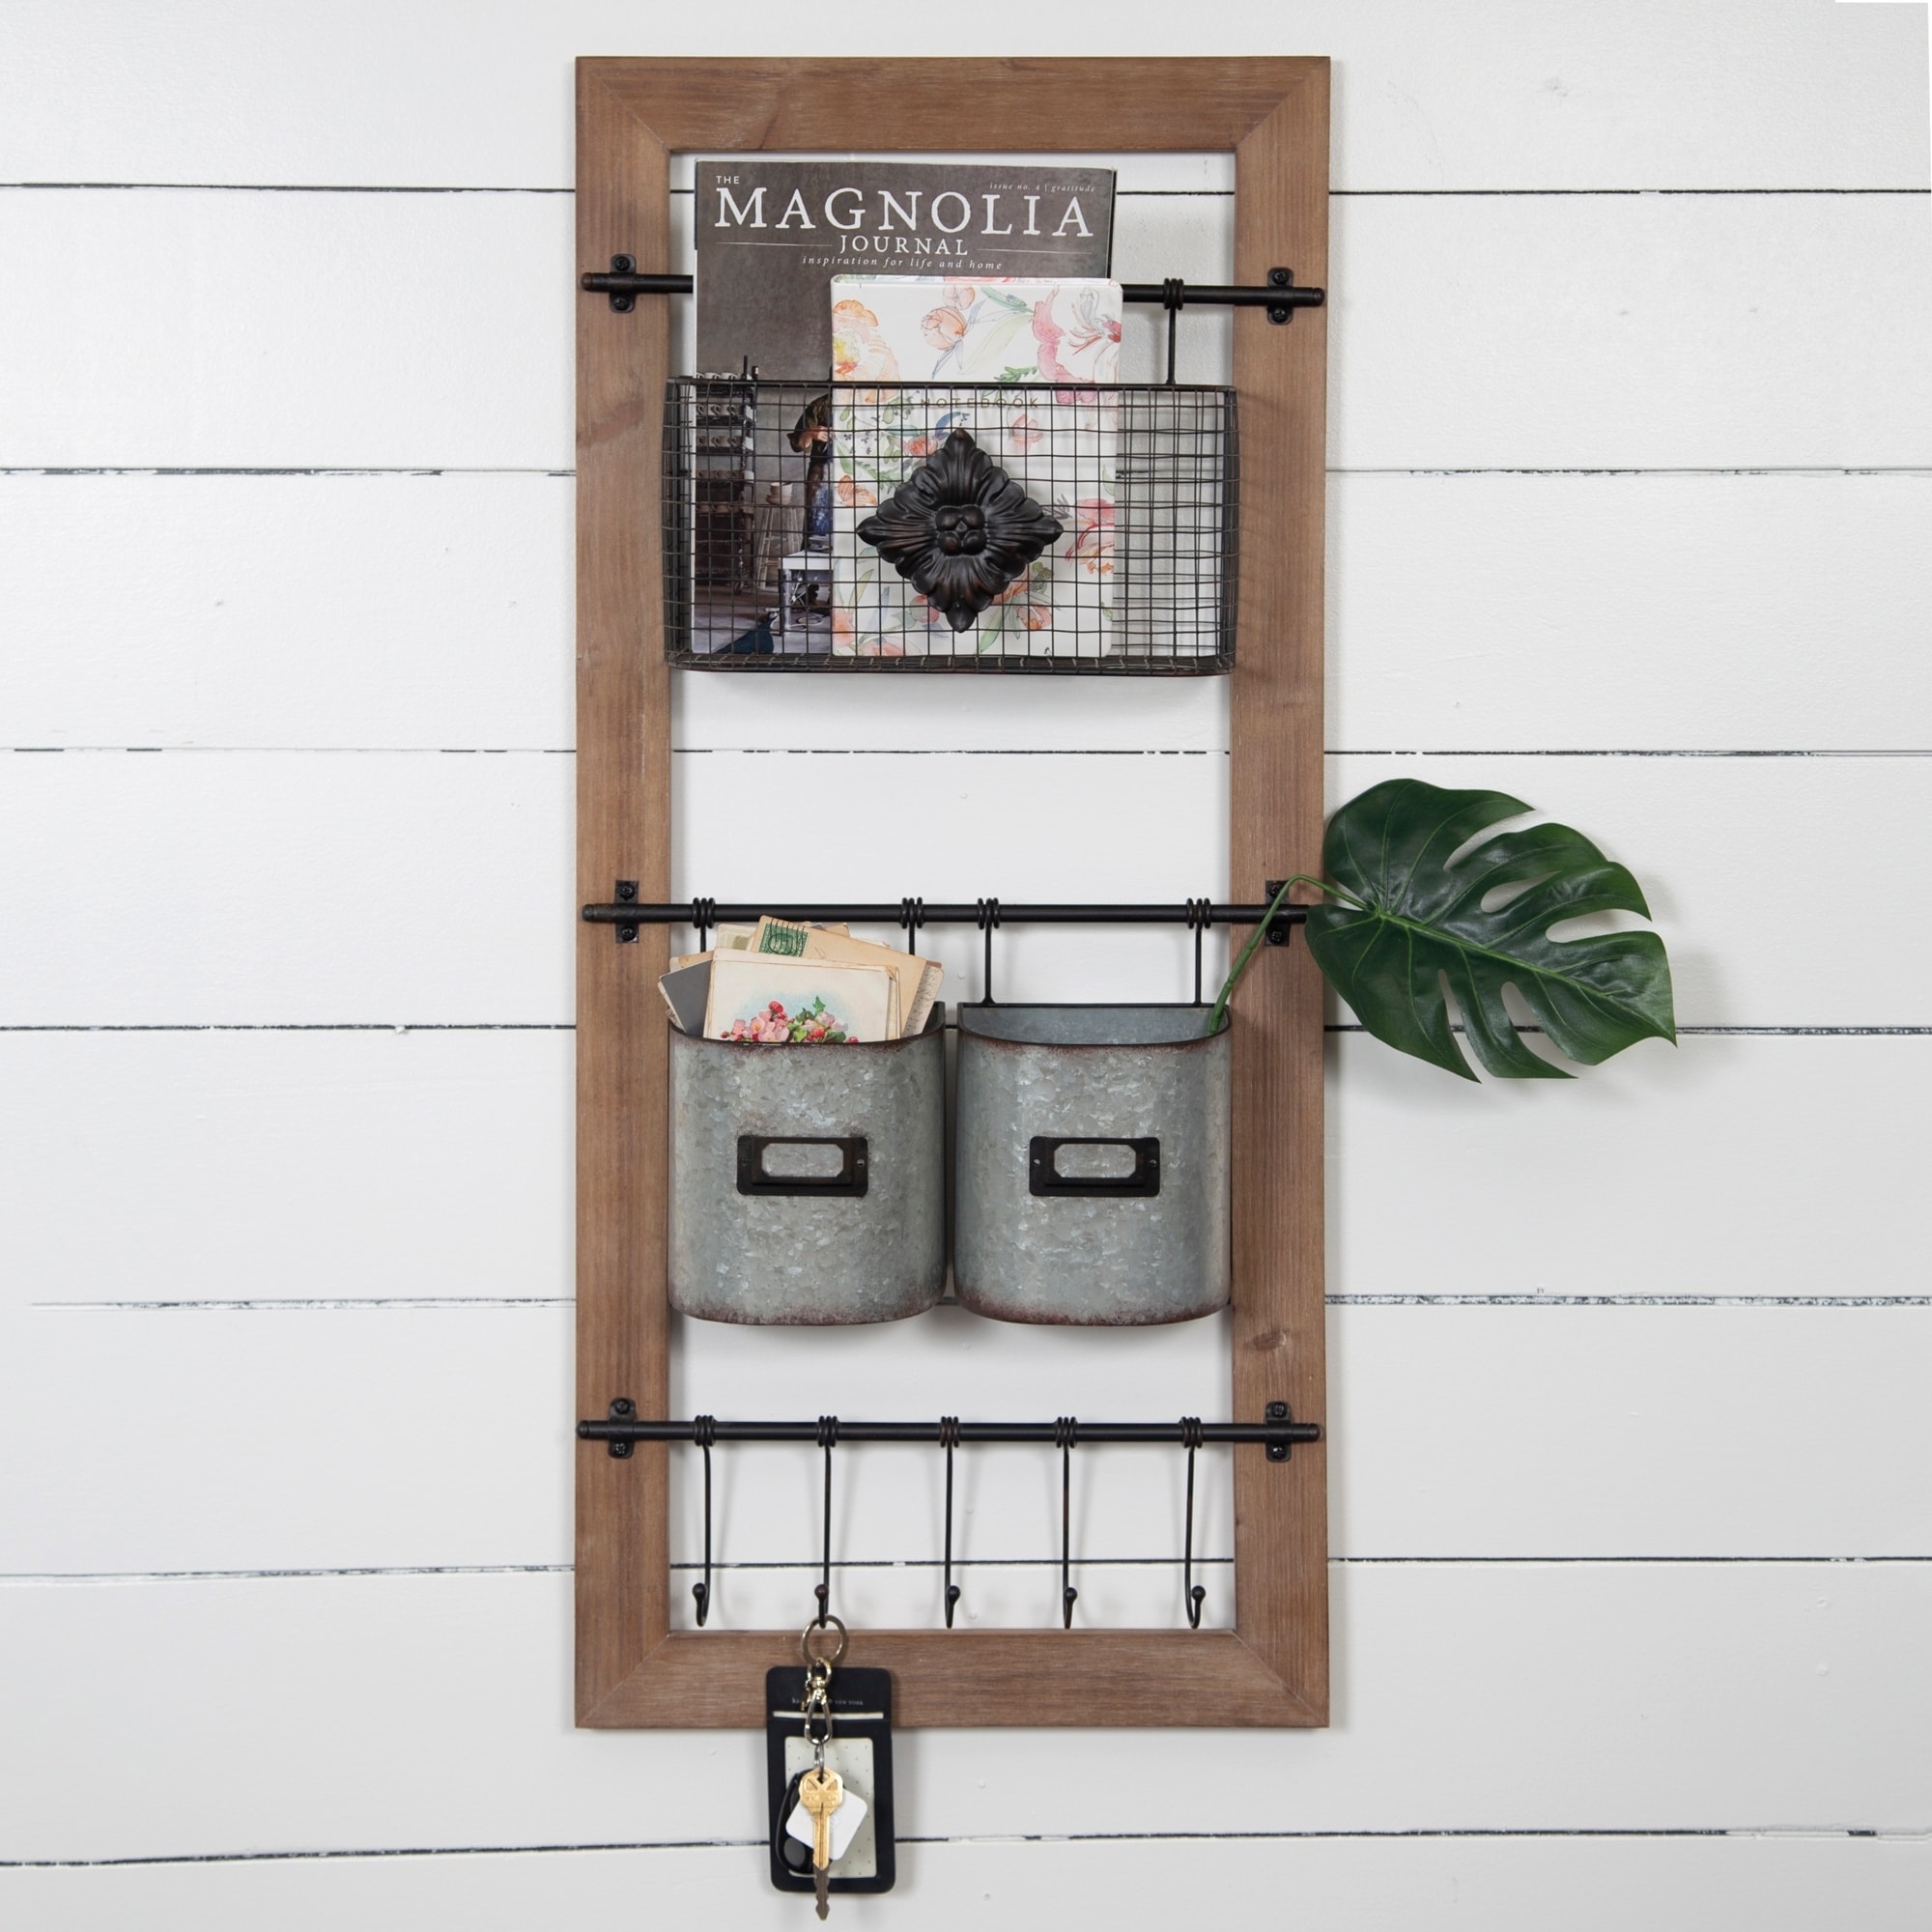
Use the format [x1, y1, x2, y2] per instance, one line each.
[827, 276, 1121, 659]
[700, 953, 896, 1045]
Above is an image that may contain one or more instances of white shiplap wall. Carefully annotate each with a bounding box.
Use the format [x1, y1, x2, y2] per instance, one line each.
[2, 3, 1929, 1924]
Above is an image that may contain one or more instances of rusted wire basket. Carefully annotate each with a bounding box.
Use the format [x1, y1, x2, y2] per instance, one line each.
[661, 378, 1237, 673]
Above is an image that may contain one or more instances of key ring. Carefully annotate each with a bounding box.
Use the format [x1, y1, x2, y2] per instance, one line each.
[800, 1614, 848, 1670]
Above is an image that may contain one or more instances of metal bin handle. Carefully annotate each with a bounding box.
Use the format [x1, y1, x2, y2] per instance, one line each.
[1028, 1136, 1161, 1199]
[737, 1135, 869, 1198]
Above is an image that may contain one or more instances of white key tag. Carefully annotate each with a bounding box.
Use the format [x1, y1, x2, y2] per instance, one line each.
[788, 1784, 867, 1864]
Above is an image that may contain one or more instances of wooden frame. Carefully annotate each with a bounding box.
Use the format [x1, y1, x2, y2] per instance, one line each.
[576, 56, 1328, 1727]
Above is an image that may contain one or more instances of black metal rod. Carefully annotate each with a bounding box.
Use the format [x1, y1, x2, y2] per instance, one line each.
[583, 899, 1309, 929]
[1122, 278, 1322, 311]
[580, 1415, 1321, 1448]
[581, 270, 694, 297]
[581, 270, 1323, 312]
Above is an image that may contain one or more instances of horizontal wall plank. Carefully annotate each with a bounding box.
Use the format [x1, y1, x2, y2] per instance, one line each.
[0, 750, 1920, 1025]
[0, 188, 575, 470]
[0, 1307, 574, 1577]
[1327, 190, 1932, 469]
[0, 748, 1227, 1024]
[0, 1034, 1918, 1314]
[9, 471, 1927, 754]
[0, 1030, 573, 1308]
[1331, 1033, 1930, 1300]
[0, 1, 1922, 191]
[0, 473, 578, 751]
[7, 1832, 1927, 1932]
[3, 1296, 1924, 1577]
[5, 191, 1929, 469]
[0, 750, 578, 1025]
[0, 1563, 1923, 1858]
[1326, 471, 1932, 753]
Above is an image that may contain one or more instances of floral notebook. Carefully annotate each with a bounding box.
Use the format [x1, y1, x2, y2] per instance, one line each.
[828, 276, 1122, 659]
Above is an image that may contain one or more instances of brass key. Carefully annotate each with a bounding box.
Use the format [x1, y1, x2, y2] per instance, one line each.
[799, 1763, 843, 1918]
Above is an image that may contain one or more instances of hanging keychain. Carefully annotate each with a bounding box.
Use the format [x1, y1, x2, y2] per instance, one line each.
[767, 1616, 896, 1910]
[768, 1431, 895, 1914]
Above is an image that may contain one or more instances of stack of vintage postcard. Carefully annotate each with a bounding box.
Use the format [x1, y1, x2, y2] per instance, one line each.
[659, 918, 943, 1045]
[827, 274, 1122, 659]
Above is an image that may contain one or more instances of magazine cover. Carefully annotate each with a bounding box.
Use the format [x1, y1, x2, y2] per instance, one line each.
[695, 161, 1115, 380]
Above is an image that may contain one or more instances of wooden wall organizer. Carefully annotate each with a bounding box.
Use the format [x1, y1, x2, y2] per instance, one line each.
[576, 55, 1330, 1727]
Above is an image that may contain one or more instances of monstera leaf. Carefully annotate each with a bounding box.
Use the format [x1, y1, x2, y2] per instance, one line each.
[1302, 780, 1675, 1081]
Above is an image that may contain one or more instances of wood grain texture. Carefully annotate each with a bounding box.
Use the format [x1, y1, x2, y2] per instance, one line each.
[585, 1627, 1307, 1728]
[591, 57, 1325, 156]
[574, 69, 673, 1723]
[1230, 64, 1331, 1720]
[575, 56, 1329, 1727]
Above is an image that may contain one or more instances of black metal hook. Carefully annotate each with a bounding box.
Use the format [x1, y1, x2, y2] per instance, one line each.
[813, 1415, 838, 1627]
[1185, 898, 1213, 1005]
[976, 898, 1001, 1004]
[939, 1415, 962, 1629]
[1180, 1415, 1206, 1629]
[1054, 1416, 1078, 1629]
[1161, 276, 1185, 386]
[691, 895, 717, 955]
[691, 1413, 716, 1626]
[899, 896, 925, 955]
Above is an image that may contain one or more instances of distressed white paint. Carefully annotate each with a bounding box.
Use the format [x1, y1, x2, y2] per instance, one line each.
[8, 471, 1927, 752]
[0, 5, 1927, 1924]
[0, 0, 1922, 191]
[1, 1566, 1927, 1860]
[5, 191, 1931, 469]
[8, 1833, 1931, 1932]
[4, 1300, 1926, 1577]
[0, 750, 1924, 1022]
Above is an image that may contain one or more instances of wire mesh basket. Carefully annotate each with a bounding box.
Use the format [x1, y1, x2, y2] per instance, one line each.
[662, 379, 1238, 673]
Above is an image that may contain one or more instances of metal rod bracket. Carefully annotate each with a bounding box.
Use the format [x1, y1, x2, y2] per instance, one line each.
[1264, 882, 1296, 948]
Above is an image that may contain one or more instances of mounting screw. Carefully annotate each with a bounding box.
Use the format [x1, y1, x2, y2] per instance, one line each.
[1266, 1400, 1293, 1461]
[615, 881, 637, 901]
[1264, 880, 1293, 947]
[617, 925, 638, 944]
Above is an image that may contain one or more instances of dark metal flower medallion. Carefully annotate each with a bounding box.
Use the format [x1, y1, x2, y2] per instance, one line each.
[857, 428, 1065, 633]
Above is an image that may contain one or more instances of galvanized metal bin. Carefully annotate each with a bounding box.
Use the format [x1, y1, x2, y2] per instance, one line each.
[952, 1006, 1230, 1325]
[668, 1008, 946, 1324]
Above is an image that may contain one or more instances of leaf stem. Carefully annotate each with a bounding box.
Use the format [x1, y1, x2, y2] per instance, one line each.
[1206, 874, 1350, 1035]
